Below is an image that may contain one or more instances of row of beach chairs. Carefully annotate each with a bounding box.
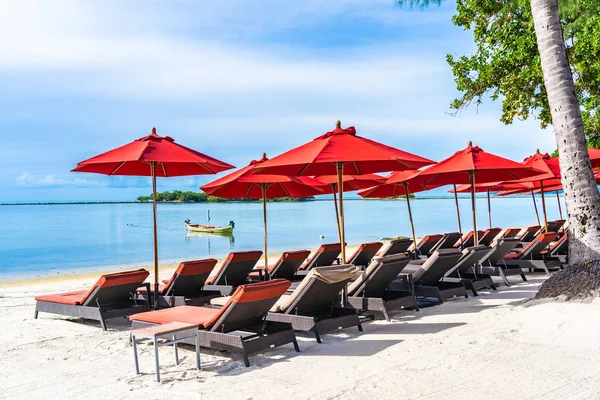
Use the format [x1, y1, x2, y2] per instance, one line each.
[33, 222, 568, 366]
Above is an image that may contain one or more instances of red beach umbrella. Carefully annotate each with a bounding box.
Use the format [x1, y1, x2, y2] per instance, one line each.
[255, 121, 435, 263]
[509, 150, 562, 231]
[201, 153, 322, 276]
[418, 142, 542, 243]
[72, 128, 235, 307]
[358, 170, 436, 255]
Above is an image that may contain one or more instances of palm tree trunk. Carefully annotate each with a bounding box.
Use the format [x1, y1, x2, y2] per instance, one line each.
[530, 0, 600, 265]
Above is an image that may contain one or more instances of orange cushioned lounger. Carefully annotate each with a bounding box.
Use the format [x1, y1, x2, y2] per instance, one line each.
[347, 242, 383, 267]
[204, 250, 262, 292]
[410, 234, 443, 257]
[130, 279, 299, 367]
[502, 232, 562, 276]
[297, 243, 342, 271]
[249, 250, 311, 281]
[34, 269, 150, 330]
[500, 228, 523, 239]
[136, 259, 221, 306]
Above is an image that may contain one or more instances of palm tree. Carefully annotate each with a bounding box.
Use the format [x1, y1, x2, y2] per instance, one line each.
[398, 0, 600, 270]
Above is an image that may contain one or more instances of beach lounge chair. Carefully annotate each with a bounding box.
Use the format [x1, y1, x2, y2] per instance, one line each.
[409, 234, 444, 258]
[135, 259, 222, 307]
[400, 249, 468, 303]
[454, 230, 484, 248]
[501, 232, 561, 276]
[544, 233, 568, 263]
[204, 250, 263, 295]
[499, 228, 523, 239]
[518, 225, 541, 243]
[376, 238, 413, 257]
[478, 238, 524, 285]
[296, 243, 342, 272]
[248, 250, 311, 281]
[444, 245, 497, 296]
[347, 254, 417, 321]
[266, 265, 362, 342]
[130, 279, 299, 367]
[347, 241, 383, 267]
[477, 228, 502, 246]
[34, 269, 150, 330]
[543, 219, 566, 233]
[430, 232, 463, 253]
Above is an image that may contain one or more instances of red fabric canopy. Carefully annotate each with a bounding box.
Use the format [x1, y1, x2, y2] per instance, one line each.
[589, 148, 600, 168]
[254, 121, 435, 176]
[72, 128, 234, 177]
[358, 170, 436, 198]
[417, 142, 542, 185]
[451, 181, 534, 194]
[512, 150, 561, 183]
[501, 170, 600, 195]
[312, 173, 386, 194]
[201, 154, 322, 199]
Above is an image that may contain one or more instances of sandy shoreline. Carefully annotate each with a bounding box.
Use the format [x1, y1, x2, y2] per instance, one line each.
[2, 248, 600, 399]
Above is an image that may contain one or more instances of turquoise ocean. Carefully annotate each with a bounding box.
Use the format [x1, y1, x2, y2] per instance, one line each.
[0, 197, 565, 279]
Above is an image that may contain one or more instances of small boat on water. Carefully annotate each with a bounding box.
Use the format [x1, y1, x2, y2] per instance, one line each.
[184, 219, 235, 234]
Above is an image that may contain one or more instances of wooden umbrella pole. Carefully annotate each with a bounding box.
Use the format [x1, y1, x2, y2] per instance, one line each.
[151, 162, 159, 309]
[262, 184, 269, 280]
[556, 190, 563, 220]
[337, 163, 346, 264]
[531, 189, 542, 226]
[453, 184, 463, 234]
[487, 188, 492, 229]
[332, 184, 341, 243]
[470, 171, 478, 244]
[540, 180, 548, 231]
[404, 183, 418, 258]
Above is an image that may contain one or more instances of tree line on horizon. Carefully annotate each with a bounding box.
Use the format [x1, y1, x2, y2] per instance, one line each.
[136, 190, 315, 203]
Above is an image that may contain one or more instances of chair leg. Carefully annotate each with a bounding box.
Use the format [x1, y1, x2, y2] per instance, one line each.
[313, 329, 322, 344]
[357, 320, 363, 332]
[242, 352, 250, 367]
[34, 310, 39, 319]
[293, 339, 300, 353]
[98, 312, 107, 331]
[382, 308, 390, 322]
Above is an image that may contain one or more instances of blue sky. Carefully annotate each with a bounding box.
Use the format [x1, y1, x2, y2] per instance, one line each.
[0, 0, 556, 202]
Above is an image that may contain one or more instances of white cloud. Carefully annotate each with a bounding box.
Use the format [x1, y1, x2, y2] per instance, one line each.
[15, 172, 103, 188]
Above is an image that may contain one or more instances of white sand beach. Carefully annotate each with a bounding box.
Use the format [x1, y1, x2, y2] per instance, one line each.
[1, 252, 600, 400]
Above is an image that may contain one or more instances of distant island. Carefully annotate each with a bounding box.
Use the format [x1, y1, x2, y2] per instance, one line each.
[136, 190, 315, 203]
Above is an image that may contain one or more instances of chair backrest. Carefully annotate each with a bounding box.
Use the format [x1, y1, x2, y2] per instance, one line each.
[163, 259, 218, 297]
[205, 250, 262, 285]
[501, 228, 523, 239]
[545, 219, 566, 233]
[208, 279, 291, 332]
[348, 254, 411, 297]
[456, 230, 484, 248]
[348, 242, 383, 266]
[411, 234, 443, 256]
[277, 265, 358, 314]
[298, 243, 342, 270]
[480, 238, 521, 265]
[550, 233, 568, 256]
[378, 238, 413, 256]
[478, 228, 502, 246]
[414, 249, 463, 286]
[268, 250, 311, 280]
[82, 269, 150, 307]
[519, 226, 541, 242]
[430, 232, 462, 253]
[516, 232, 558, 259]
[446, 245, 491, 276]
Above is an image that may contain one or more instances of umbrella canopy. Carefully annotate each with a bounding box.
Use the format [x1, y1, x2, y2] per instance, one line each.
[255, 121, 436, 264]
[589, 148, 600, 168]
[418, 142, 542, 243]
[201, 154, 322, 276]
[510, 150, 561, 231]
[72, 128, 234, 307]
[358, 169, 434, 257]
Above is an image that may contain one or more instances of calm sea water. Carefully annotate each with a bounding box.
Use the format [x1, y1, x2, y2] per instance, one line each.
[0, 197, 565, 279]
